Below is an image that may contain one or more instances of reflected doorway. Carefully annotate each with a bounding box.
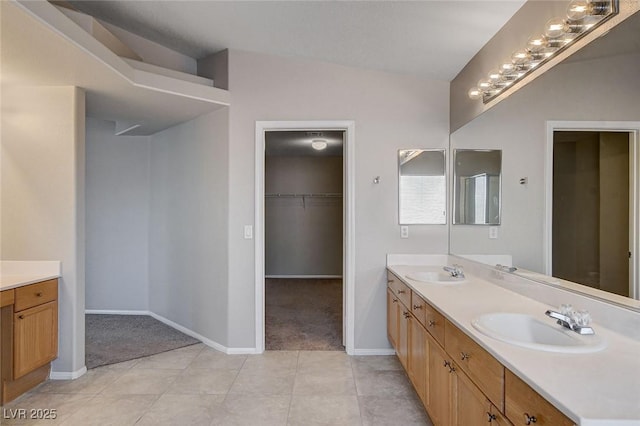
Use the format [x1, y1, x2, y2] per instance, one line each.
[552, 130, 632, 297]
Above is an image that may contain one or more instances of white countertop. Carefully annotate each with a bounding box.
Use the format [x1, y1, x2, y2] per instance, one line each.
[0, 261, 61, 291]
[387, 263, 640, 426]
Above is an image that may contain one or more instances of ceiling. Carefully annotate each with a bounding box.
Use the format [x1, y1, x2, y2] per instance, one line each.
[69, 1, 527, 81]
[265, 131, 344, 157]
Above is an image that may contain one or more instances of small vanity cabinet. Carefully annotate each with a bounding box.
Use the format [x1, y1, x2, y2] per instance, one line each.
[1, 279, 58, 404]
[386, 270, 575, 426]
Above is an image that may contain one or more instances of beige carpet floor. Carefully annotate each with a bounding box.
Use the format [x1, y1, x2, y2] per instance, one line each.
[265, 278, 343, 351]
[85, 314, 200, 369]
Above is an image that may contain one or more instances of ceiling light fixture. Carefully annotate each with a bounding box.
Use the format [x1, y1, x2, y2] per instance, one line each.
[468, 0, 617, 103]
[311, 139, 328, 150]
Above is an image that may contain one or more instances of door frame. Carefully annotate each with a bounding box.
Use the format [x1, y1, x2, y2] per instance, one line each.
[545, 120, 640, 299]
[254, 120, 356, 354]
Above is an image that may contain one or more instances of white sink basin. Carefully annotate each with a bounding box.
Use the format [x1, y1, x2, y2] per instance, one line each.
[405, 271, 466, 284]
[471, 313, 606, 353]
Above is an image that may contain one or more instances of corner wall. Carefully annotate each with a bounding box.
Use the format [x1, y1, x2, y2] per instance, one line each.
[226, 50, 450, 350]
[85, 118, 151, 311]
[1, 86, 86, 375]
[148, 108, 230, 347]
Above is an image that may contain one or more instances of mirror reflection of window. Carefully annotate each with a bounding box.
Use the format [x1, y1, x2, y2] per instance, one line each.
[398, 149, 446, 225]
[454, 149, 502, 225]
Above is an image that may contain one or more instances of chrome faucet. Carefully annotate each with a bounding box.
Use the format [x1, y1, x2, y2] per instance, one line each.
[545, 305, 595, 335]
[443, 264, 465, 279]
[495, 264, 517, 273]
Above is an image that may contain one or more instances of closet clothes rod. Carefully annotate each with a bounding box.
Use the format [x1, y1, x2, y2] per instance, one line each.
[265, 193, 342, 198]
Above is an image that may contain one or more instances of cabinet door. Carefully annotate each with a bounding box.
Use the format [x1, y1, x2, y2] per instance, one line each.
[387, 288, 399, 349]
[427, 336, 454, 426]
[13, 301, 58, 379]
[455, 366, 511, 426]
[408, 315, 428, 405]
[397, 305, 410, 369]
[505, 370, 573, 426]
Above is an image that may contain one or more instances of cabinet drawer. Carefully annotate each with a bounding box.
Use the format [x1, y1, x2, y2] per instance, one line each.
[387, 272, 411, 307]
[14, 280, 57, 312]
[410, 291, 427, 327]
[505, 370, 574, 426]
[1, 289, 15, 308]
[423, 301, 445, 346]
[445, 320, 504, 411]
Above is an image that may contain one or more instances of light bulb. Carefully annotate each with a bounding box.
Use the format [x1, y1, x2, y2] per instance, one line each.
[544, 17, 566, 38]
[511, 50, 531, 65]
[477, 79, 492, 90]
[567, 0, 589, 21]
[526, 35, 547, 53]
[468, 87, 483, 100]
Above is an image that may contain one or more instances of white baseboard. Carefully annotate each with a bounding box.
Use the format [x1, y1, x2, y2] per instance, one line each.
[85, 309, 150, 315]
[265, 275, 342, 279]
[351, 348, 396, 356]
[146, 312, 259, 355]
[50, 366, 87, 380]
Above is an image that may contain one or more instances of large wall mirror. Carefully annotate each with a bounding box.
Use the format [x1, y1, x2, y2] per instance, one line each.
[449, 10, 640, 308]
[453, 149, 501, 225]
[398, 149, 446, 225]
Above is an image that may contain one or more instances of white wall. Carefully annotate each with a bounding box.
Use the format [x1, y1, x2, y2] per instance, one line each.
[226, 50, 450, 350]
[85, 118, 150, 311]
[450, 52, 640, 272]
[1, 86, 86, 375]
[149, 108, 230, 346]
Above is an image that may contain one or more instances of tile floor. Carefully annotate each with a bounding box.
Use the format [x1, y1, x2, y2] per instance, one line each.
[1, 345, 432, 426]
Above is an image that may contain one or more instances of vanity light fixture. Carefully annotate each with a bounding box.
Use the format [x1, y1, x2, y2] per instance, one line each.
[468, 0, 617, 103]
[311, 139, 328, 150]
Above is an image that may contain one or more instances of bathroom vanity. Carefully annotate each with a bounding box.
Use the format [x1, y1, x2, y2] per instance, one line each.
[0, 262, 60, 404]
[387, 255, 640, 426]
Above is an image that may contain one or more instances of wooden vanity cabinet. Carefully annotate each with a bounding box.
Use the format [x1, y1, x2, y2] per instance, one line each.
[455, 367, 511, 426]
[386, 270, 574, 426]
[505, 370, 573, 426]
[1, 279, 58, 404]
[445, 319, 504, 411]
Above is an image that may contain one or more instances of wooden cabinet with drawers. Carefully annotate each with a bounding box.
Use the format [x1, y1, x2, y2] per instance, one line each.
[386, 270, 575, 426]
[1, 279, 58, 404]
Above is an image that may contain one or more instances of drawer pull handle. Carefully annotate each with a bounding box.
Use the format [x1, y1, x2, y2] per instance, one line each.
[387, 280, 393, 284]
[487, 412, 496, 422]
[413, 304, 423, 310]
[392, 299, 398, 303]
[524, 413, 537, 425]
[460, 352, 470, 361]
[18, 315, 24, 320]
[443, 360, 450, 368]
[397, 290, 406, 294]
[36, 292, 43, 297]
[448, 364, 456, 373]
[428, 320, 436, 327]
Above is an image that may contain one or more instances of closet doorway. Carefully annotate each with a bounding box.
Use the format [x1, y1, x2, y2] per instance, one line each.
[255, 122, 354, 353]
[263, 130, 344, 350]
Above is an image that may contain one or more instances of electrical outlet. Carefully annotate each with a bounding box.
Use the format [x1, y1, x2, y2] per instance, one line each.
[489, 226, 498, 239]
[401, 226, 409, 239]
[244, 225, 253, 239]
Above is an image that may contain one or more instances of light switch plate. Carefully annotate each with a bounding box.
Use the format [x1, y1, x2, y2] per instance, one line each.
[244, 225, 253, 239]
[489, 226, 498, 239]
[400, 226, 409, 239]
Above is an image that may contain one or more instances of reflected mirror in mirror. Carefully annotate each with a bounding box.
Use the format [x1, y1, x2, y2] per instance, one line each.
[453, 149, 501, 225]
[398, 149, 446, 225]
